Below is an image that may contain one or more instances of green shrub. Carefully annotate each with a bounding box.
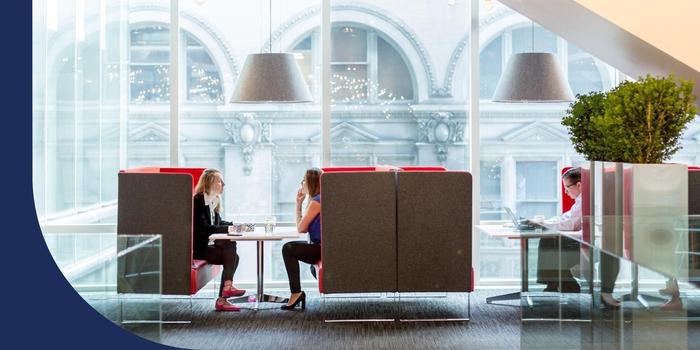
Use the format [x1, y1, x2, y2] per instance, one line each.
[562, 91, 607, 161]
[562, 75, 697, 164]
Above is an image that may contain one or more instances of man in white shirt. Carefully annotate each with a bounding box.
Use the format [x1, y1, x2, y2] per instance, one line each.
[536, 167, 582, 293]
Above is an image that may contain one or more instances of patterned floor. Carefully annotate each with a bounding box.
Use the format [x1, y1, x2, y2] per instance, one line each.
[104, 289, 700, 349]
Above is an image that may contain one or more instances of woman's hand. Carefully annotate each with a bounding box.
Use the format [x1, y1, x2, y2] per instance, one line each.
[295, 187, 305, 205]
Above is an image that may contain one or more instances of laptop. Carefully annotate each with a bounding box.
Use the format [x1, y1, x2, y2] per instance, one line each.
[503, 207, 548, 231]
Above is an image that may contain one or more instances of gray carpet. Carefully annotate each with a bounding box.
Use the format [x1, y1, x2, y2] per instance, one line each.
[108, 289, 700, 350]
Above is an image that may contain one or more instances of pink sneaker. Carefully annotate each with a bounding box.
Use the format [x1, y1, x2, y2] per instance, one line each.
[222, 288, 246, 298]
[215, 301, 241, 312]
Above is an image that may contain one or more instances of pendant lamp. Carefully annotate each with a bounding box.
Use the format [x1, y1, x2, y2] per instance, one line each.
[492, 23, 573, 103]
[230, 1, 312, 103]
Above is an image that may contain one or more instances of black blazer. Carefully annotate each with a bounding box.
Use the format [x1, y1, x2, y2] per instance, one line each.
[192, 192, 232, 259]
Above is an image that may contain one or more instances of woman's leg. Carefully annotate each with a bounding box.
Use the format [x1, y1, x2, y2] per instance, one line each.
[204, 242, 241, 311]
[206, 242, 236, 297]
[599, 250, 621, 307]
[600, 251, 619, 294]
[282, 241, 321, 294]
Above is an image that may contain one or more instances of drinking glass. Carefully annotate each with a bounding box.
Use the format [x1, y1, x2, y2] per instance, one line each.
[264, 216, 277, 234]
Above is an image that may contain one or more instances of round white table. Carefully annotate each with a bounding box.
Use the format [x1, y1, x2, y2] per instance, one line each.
[210, 227, 306, 309]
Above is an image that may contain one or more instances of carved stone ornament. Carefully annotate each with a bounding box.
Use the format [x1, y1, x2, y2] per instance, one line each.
[417, 112, 465, 162]
[224, 113, 271, 176]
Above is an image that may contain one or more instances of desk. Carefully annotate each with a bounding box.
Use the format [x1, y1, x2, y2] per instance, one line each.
[476, 224, 580, 306]
[210, 228, 306, 309]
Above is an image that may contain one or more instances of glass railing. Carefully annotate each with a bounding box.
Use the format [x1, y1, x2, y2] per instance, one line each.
[44, 233, 162, 342]
[518, 214, 699, 349]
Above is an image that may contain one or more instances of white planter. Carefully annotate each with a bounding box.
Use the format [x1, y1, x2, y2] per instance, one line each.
[623, 163, 688, 278]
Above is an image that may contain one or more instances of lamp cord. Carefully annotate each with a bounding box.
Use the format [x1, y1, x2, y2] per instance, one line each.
[531, 21, 534, 52]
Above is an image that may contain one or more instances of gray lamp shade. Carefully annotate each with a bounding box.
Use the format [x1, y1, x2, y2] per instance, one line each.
[230, 53, 313, 103]
[492, 52, 574, 103]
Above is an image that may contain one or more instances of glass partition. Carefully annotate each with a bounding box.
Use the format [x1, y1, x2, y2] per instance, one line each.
[539, 214, 699, 349]
[44, 233, 162, 342]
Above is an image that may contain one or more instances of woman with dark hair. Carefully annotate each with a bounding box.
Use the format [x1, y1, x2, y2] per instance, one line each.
[280, 168, 323, 310]
[193, 168, 246, 312]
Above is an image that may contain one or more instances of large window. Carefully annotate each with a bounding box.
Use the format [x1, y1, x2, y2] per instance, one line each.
[329, 2, 466, 169]
[515, 161, 558, 219]
[477, 2, 613, 280]
[34, 0, 134, 223]
[34, 0, 700, 289]
[130, 25, 223, 103]
[480, 161, 502, 220]
[293, 24, 415, 104]
[480, 23, 605, 100]
[568, 43, 605, 96]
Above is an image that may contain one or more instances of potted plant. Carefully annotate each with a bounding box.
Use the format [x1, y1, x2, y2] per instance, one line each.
[563, 74, 697, 278]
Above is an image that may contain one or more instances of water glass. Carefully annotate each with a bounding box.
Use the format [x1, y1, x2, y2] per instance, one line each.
[264, 216, 277, 234]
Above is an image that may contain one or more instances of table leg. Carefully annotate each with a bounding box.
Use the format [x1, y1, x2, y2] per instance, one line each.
[486, 237, 529, 305]
[231, 240, 289, 309]
[248, 241, 289, 310]
[522, 237, 529, 293]
[256, 240, 263, 308]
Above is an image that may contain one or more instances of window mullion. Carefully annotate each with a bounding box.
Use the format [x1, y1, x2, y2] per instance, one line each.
[469, 0, 481, 282]
[321, 0, 330, 166]
[367, 31, 378, 104]
[169, 0, 179, 166]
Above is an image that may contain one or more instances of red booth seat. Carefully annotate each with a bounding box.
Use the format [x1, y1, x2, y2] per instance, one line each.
[561, 166, 575, 214]
[118, 166, 222, 295]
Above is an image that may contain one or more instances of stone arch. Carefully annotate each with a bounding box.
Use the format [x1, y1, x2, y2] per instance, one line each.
[46, 4, 239, 101]
[260, 3, 439, 101]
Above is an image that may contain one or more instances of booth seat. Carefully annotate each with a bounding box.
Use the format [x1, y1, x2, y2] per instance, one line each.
[318, 166, 474, 296]
[117, 167, 222, 295]
[315, 165, 412, 291]
[561, 166, 575, 214]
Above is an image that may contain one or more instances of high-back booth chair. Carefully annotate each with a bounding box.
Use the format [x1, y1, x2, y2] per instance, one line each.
[396, 170, 473, 293]
[117, 167, 222, 296]
[320, 169, 397, 293]
[561, 166, 575, 214]
[318, 166, 474, 321]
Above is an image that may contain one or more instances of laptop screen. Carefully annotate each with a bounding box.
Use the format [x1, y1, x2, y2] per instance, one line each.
[503, 207, 520, 227]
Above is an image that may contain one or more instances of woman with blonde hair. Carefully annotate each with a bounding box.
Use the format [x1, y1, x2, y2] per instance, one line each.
[193, 168, 246, 311]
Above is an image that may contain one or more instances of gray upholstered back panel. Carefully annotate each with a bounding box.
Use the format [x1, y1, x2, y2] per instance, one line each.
[397, 172, 472, 292]
[117, 172, 193, 295]
[321, 172, 397, 293]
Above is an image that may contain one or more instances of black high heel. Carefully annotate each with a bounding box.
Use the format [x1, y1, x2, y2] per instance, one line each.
[281, 291, 306, 310]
